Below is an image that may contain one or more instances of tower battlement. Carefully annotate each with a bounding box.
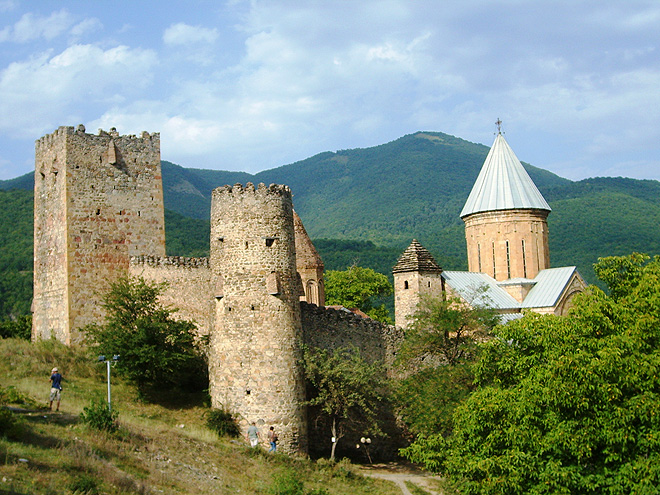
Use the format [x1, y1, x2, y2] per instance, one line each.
[213, 182, 292, 198]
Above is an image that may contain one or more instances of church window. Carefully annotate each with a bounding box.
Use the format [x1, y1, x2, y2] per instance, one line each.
[536, 240, 540, 272]
[404, 281, 409, 289]
[477, 244, 482, 272]
[506, 240, 511, 279]
[492, 242, 496, 278]
[522, 240, 527, 278]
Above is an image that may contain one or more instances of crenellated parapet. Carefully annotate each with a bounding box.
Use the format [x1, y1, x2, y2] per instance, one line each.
[130, 255, 209, 269]
[213, 182, 292, 198]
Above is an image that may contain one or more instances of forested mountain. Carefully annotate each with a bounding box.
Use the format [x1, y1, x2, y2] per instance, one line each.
[2, 131, 660, 321]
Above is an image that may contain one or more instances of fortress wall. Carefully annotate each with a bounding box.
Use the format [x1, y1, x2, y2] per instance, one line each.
[301, 302, 403, 372]
[129, 256, 212, 337]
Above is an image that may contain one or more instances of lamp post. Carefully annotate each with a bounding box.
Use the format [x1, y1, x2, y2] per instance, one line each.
[98, 355, 120, 412]
[357, 436, 372, 464]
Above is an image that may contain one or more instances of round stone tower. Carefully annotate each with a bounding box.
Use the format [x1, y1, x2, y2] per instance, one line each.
[208, 183, 307, 454]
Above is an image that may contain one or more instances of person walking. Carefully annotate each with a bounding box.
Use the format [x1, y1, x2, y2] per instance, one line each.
[247, 422, 260, 447]
[49, 367, 63, 411]
[267, 426, 278, 452]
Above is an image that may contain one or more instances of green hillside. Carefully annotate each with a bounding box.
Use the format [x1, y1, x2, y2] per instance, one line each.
[2, 131, 660, 321]
[0, 338, 402, 495]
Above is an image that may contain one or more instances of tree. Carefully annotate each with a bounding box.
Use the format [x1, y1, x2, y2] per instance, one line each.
[302, 345, 389, 460]
[324, 265, 393, 323]
[0, 315, 31, 340]
[403, 254, 660, 494]
[83, 276, 207, 391]
[397, 294, 498, 367]
[394, 295, 497, 440]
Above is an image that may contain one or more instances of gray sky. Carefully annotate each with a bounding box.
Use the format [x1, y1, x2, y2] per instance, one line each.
[1, 0, 659, 181]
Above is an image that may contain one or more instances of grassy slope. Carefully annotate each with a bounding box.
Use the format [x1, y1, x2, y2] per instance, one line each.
[0, 338, 400, 495]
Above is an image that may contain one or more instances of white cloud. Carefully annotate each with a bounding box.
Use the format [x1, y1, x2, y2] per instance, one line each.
[70, 18, 103, 40]
[9, 9, 74, 42]
[163, 23, 219, 46]
[2, 0, 659, 181]
[0, 44, 157, 137]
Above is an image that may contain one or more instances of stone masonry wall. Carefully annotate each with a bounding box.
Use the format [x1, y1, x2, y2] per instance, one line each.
[33, 125, 165, 344]
[464, 209, 550, 281]
[209, 183, 307, 454]
[129, 256, 212, 337]
[301, 302, 403, 372]
[33, 127, 70, 343]
[393, 271, 445, 329]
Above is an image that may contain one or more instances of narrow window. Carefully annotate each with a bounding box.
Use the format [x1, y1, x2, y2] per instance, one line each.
[536, 240, 540, 272]
[506, 240, 511, 279]
[492, 242, 496, 279]
[404, 281, 409, 290]
[477, 244, 482, 272]
[522, 240, 527, 278]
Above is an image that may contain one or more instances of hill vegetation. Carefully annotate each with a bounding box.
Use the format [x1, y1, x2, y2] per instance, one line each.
[0, 337, 404, 494]
[1, 131, 660, 321]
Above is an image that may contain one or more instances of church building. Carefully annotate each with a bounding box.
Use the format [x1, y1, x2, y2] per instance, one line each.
[394, 124, 586, 328]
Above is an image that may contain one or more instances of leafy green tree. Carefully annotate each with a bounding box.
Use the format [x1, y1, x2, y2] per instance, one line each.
[83, 276, 207, 391]
[302, 345, 388, 460]
[324, 265, 393, 323]
[397, 294, 498, 367]
[0, 315, 31, 340]
[394, 295, 496, 440]
[403, 254, 660, 494]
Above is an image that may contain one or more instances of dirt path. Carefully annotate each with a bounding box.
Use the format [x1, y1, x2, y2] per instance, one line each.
[358, 463, 443, 495]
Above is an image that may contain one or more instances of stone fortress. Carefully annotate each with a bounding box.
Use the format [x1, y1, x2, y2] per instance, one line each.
[32, 125, 397, 454]
[32, 123, 584, 454]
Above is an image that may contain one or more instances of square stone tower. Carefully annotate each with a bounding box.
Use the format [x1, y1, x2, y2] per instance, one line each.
[33, 125, 165, 344]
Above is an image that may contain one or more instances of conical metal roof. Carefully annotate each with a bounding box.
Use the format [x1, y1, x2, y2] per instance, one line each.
[460, 133, 551, 218]
[393, 239, 443, 273]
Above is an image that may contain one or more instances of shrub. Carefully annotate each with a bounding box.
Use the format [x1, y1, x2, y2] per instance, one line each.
[0, 407, 25, 439]
[83, 276, 208, 391]
[0, 385, 40, 408]
[68, 473, 99, 494]
[205, 407, 240, 438]
[80, 398, 118, 433]
[268, 470, 304, 495]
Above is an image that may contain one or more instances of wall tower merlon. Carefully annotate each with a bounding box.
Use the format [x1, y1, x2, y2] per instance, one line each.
[212, 182, 292, 200]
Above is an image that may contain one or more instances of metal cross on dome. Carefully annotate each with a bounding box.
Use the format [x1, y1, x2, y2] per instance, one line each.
[495, 118, 503, 133]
